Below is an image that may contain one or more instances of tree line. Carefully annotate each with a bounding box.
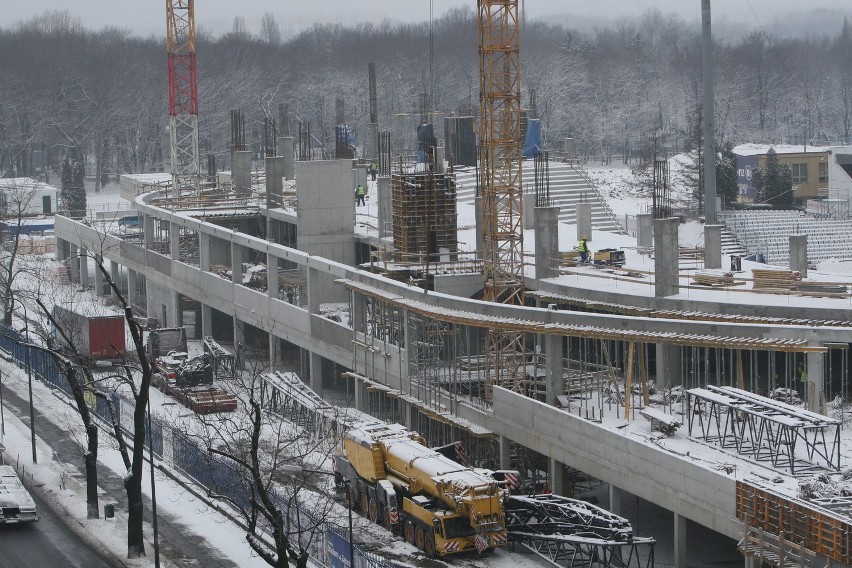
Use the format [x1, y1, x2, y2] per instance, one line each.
[2, 8, 852, 183]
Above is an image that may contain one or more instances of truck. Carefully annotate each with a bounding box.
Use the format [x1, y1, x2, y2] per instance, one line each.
[151, 345, 238, 415]
[0, 465, 39, 524]
[52, 305, 125, 361]
[334, 421, 508, 558]
[146, 327, 188, 359]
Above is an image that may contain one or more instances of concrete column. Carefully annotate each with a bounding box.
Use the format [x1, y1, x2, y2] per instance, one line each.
[608, 484, 622, 515]
[377, 176, 392, 239]
[267, 254, 279, 299]
[576, 203, 592, 242]
[233, 150, 252, 197]
[309, 351, 323, 394]
[144, 214, 156, 250]
[523, 193, 535, 231]
[234, 319, 245, 369]
[790, 234, 808, 277]
[68, 244, 79, 283]
[368, 123, 379, 163]
[535, 206, 560, 280]
[79, 246, 89, 290]
[93, 254, 105, 296]
[110, 260, 119, 301]
[127, 268, 137, 307]
[201, 304, 212, 338]
[231, 242, 243, 285]
[474, 195, 484, 257]
[743, 556, 757, 568]
[545, 333, 564, 406]
[548, 458, 566, 496]
[499, 436, 512, 469]
[435, 146, 445, 174]
[655, 343, 682, 394]
[637, 214, 653, 247]
[704, 224, 722, 269]
[199, 232, 211, 272]
[351, 291, 367, 335]
[307, 267, 322, 314]
[170, 222, 181, 260]
[266, 155, 284, 209]
[654, 217, 680, 297]
[807, 348, 825, 414]
[279, 137, 295, 180]
[269, 334, 284, 370]
[674, 513, 687, 568]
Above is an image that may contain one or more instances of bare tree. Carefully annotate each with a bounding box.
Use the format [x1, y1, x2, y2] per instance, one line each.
[260, 12, 281, 45]
[198, 361, 341, 568]
[1, 180, 40, 326]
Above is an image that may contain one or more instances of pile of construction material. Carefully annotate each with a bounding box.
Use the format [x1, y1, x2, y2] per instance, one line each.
[691, 270, 743, 287]
[753, 269, 847, 297]
[752, 269, 801, 293]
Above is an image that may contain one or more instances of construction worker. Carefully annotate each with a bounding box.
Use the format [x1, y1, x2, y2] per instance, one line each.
[369, 161, 378, 181]
[578, 238, 590, 263]
[798, 363, 808, 403]
[355, 183, 366, 206]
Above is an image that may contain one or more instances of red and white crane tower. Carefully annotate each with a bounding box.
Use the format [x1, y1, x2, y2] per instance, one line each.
[166, 0, 200, 193]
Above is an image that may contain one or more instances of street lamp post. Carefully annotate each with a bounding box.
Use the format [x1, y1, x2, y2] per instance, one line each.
[280, 464, 354, 568]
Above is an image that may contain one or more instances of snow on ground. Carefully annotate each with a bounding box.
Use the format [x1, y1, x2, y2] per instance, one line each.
[0, 354, 271, 567]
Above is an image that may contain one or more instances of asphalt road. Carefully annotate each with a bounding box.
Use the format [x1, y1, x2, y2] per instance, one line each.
[0, 486, 112, 568]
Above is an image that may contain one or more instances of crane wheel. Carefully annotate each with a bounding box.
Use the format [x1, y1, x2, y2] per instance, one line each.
[404, 520, 416, 544]
[415, 526, 426, 551]
[368, 498, 379, 524]
[424, 532, 437, 558]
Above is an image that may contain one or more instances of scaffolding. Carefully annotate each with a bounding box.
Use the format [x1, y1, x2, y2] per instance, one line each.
[390, 172, 458, 261]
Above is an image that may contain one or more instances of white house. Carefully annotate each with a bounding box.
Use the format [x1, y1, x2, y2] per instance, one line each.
[0, 177, 58, 218]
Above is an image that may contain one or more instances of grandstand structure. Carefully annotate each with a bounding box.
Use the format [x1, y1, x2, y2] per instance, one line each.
[455, 160, 623, 233]
[720, 209, 852, 264]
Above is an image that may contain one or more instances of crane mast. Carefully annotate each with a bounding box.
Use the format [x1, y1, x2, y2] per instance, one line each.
[166, 0, 200, 194]
[478, 0, 527, 398]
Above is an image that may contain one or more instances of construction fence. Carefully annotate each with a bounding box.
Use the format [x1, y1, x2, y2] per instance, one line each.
[0, 324, 403, 568]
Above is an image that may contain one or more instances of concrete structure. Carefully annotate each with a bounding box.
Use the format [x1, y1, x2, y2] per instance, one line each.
[232, 150, 252, 197]
[576, 202, 592, 242]
[790, 234, 808, 277]
[54, 162, 852, 568]
[637, 213, 653, 247]
[654, 217, 679, 297]
[534, 205, 559, 280]
[704, 224, 722, 269]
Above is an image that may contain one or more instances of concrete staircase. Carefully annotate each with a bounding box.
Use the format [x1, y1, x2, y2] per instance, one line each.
[454, 160, 624, 234]
[721, 226, 747, 256]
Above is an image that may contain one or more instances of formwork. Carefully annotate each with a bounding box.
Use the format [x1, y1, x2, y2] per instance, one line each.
[391, 172, 458, 260]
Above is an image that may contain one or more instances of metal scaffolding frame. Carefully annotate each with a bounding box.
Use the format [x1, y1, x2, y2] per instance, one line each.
[687, 386, 841, 475]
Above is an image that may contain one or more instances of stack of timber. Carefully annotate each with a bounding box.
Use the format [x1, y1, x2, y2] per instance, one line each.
[692, 270, 743, 287]
[752, 269, 800, 294]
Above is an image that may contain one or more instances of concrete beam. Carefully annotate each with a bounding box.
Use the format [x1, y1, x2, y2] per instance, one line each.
[576, 203, 592, 242]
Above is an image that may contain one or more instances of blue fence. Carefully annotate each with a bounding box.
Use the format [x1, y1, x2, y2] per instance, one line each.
[0, 323, 404, 568]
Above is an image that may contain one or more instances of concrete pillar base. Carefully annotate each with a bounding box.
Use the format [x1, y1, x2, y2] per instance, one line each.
[674, 513, 687, 568]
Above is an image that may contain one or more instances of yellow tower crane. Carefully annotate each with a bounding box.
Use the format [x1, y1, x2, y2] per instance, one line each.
[477, 0, 527, 398]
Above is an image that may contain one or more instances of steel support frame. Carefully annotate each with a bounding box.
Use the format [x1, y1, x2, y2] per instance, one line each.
[512, 533, 655, 568]
[687, 386, 841, 475]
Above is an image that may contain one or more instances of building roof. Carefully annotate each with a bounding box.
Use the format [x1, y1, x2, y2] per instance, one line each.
[0, 177, 57, 193]
[733, 144, 829, 157]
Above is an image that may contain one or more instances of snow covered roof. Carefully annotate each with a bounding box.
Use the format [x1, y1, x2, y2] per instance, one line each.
[733, 143, 829, 156]
[0, 177, 57, 193]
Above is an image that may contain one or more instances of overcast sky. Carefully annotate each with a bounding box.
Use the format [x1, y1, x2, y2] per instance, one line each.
[5, 1, 850, 37]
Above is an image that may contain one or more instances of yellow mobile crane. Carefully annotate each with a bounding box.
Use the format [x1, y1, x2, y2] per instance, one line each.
[334, 421, 509, 557]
